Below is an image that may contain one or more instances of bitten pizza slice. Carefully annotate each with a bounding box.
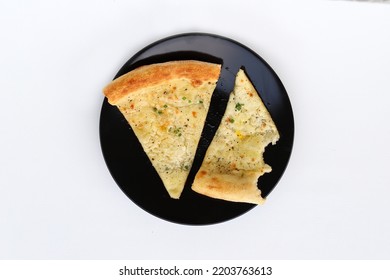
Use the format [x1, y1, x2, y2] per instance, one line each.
[103, 60, 221, 199]
[191, 69, 279, 204]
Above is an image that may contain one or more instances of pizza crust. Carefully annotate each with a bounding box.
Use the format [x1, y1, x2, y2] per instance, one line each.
[192, 169, 267, 204]
[104, 60, 221, 105]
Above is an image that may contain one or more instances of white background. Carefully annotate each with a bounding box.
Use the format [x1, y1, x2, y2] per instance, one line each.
[1, 0, 389, 260]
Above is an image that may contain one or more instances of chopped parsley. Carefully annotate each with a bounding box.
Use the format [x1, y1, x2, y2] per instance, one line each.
[153, 106, 163, 115]
[235, 102, 244, 111]
[170, 126, 183, 137]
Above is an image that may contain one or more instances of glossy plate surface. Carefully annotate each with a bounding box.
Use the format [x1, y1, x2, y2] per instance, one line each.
[100, 33, 294, 225]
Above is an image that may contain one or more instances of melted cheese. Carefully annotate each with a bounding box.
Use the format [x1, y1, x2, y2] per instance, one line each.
[116, 77, 217, 198]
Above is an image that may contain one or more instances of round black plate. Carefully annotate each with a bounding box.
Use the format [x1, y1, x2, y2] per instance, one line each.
[99, 33, 294, 225]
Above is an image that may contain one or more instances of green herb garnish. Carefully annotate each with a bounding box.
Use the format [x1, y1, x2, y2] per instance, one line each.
[235, 103, 244, 111]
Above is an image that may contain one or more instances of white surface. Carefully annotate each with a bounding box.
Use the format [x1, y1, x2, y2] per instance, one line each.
[1, 0, 390, 260]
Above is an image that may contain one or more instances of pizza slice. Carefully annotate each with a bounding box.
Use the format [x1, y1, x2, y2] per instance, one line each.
[191, 69, 279, 204]
[103, 60, 221, 199]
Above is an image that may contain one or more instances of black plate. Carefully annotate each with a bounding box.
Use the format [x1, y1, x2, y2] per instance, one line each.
[99, 33, 294, 225]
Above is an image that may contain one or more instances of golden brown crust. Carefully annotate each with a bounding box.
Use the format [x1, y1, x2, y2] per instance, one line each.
[103, 60, 221, 105]
[192, 168, 266, 204]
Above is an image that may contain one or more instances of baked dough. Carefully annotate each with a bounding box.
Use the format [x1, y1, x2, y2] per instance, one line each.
[191, 69, 279, 204]
[103, 60, 221, 199]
